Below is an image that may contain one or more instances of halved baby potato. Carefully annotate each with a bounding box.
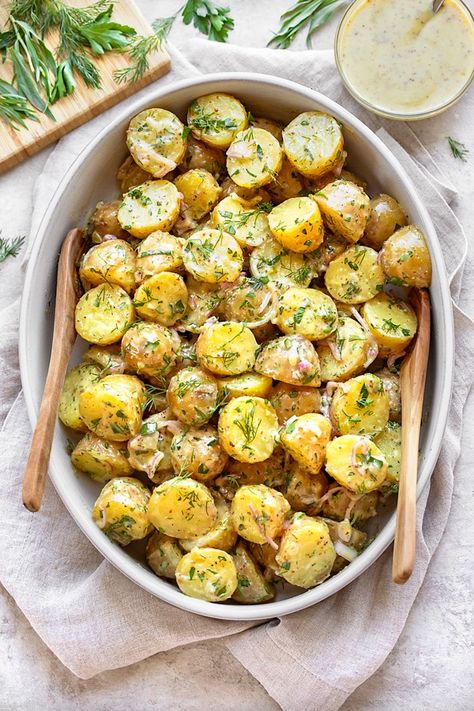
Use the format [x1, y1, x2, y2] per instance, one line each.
[374, 421, 401, 485]
[379, 225, 432, 288]
[284, 463, 328, 513]
[167, 366, 220, 425]
[360, 292, 417, 356]
[211, 194, 272, 248]
[127, 411, 176, 479]
[227, 127, 283, 188]
[79, 239, 136, 293]
[135, 231, 184, 283]
[75, 284, 134, 345]
[230, 484, 290, 544]
[255, 334, 321, 387]
[121, 321, 180, 379]
[133, 272, 188, 326]
[180, 497, 237, 552]
[325, 434, 388, 494]
[270, 382, 321, 424]
[317, 315, 370, 382]
[330, 373, 390, 437]
[126, 108, 187, 177]
[276, 513, 336, 588]
[315, 180, 370, 243]
[196, 321, 257, 376]
[71, 432, 132, 483]
[362, 194, 407, 250]
[249, 236, 315, 289]
[218, 396, 279, 463]
[324, 245, 384, 304]
[175, 547, 238, 602]
[219, 372, 273, 400]
[84, 344, 126, 376]
[267, 156, 304, 204]
[268, 196, 324, 253]
[232, 542, 275, 604]
[148, 476, 217, 538]
[273, 287, 338, 340]
[146, 532, 183, 579]
[178, 135, 226, 179]
[118, 180, 181, 238]
[170, 426, 228, 482]
[58, 363, 100, 431]
[117, 155, 151, 194]
[79, 374, 146, 441]
[282, 111, 344, 177]
[92, 477, 152, 545]
[279, 413, 332, 474]
[182, 227, 243, 284]
[174, 168, 221, 222]
[252, 116, 283, 142]
[187, 93, 248, 148]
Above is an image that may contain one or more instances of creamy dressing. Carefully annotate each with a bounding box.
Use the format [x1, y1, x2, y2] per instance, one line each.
[337, 0, 474, 117]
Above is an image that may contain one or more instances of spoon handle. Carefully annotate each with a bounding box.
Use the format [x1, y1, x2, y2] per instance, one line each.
[22, 228, 83, 512]
[392, 289, 431, 584]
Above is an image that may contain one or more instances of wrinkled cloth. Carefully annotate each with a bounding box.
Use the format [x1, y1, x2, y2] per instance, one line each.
[0, 41, 472, 711]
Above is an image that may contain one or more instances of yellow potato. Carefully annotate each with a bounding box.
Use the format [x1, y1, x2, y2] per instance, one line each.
[58, 363, 100, 431]
[92, 477, 152, 545]
[285, 464, 328, 513]
[116, 155, 151, 194]
[182, 227, 243, 284]
[196, 321, 257, 376]
[362, 194, 408, 249]
[146, 532, 183, 579]
[252, 116, 283, 142]
[374, 421, 401, 485]
[218, 396, 279, 463]
[325, 434, 388, 494]
[321, 484, 379, 523]
[279, 413, 332, 474]
[324, 245, 384, 304]
[276, 513, 336, 588]
[273, 287, 338, 340]
[121, 321, 180, 379]
[227, 127, 283, 188]
[282, 111, 344, 177]
[178, 135, 226, 179]
[267, 156, 305, 204]
[175, 547, 238, 602]
[215, 450, 287, 499]
[187, 93, 248, 148]
[305, 230, 347, 279]
[175, 275, 222, 334]
[232, 542, 275, 604]
[133, 272, 188, 326]
[148, 476, 217, 538]
[380, 225, 432, 288]
[360, 292, 417, 356]
[75, 284, 134, 345]
[170, 426, 228, 482]
[211, 194, 272, 248]
[219, 372, 273, 399]
[118, 180, 180, 238]
[180, 497, 237, 552]
[174, 169, 221, 221]
[249, 236, 315, 289]
[315, 180, 370, 243]
[374, 367, 401, 421]
[317, 315, 370, 382]
[79, 239, 136, 294]
[71, 432, 132, 482]
[127, 411, 176, 479]
[167, 366, 220, 425]
[330, 373, 390, 436]
[268, 196, 324, 253]
[84, 345, 126, 376]
[126, 108, 187, 177]
[230, 484, 290, 544]
[270, 382, 321, 424]
[135, 231, 184, 283]
[79, 374, 145, 442]
[255, 335, 321, 387]
[87, 200, 129, 241]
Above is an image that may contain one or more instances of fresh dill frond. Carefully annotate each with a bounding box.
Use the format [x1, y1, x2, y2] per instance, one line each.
[0, 234, 26, 263]
[114, 16, 175, 85]
[447, 136, 469, 162]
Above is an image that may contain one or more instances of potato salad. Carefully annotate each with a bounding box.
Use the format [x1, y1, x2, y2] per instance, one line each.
[59, 93, 432, 604]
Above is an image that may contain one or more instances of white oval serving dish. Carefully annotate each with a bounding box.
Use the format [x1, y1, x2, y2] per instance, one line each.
[19, 74, 454, 621]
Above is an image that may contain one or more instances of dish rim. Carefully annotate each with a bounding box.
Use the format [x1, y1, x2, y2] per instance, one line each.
[19, 72, 454, 621]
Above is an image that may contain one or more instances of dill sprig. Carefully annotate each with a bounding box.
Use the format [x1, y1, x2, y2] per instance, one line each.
[0, 233, 25, 263]
[114, 17, 175, 85]
[447, 137, 469, 162]
[268, 0, 350, 49]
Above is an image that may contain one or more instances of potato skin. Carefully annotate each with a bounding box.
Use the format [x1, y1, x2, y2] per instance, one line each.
[59, 363, 101, 431]
[92, 477, 152, 545]
[232, 542, 275, 604]
[270, 382, 321, 424]
[146, 532, 183, 579]
[255, 335, 321, 387]
[218, 396, 279, 463]
[268, 196, 324, 253]
[380, 225, 432, 288]
[167, 366, 219, 425]
[230, 484, 290, 544]
[374, 421, 401, 485]
[215, 450, 287, 499]
[196, 322, 257, 376]
[330, 374, 390, 437]
[362, 194, 407, 250]
[88, 200, 129, 240]
[71, 432, 132, 482]
[170, 426, 228, 482]
[127, 411, 176, 479]
[279, 413, 332, 474]
[321, 484, 378, 524]
[79, 374, 146, 442]
[180, 497, 237, 552]
[273, 287, 338, 340]
[284, 463, 328, 513]
[84, 345, 126, 376]
[267, 156, 304, 204]
[178, 135, 226, 179]
[360, 292, 417, 356]
[79, 239, 136, 293]
[276, 513, 336, 588]
[148, 476, 217, 538]
[282, 111, 344, 178]
[75, 284, 134, 346]
[317, 316, 370, 382]
[325, 434, 388, 494]
[117, 155, 151, 194]
[374, 367, 401, 421]
[121, 321, 180, 379]
[175, 547, 238, 602]
[315, 180, 370, 243]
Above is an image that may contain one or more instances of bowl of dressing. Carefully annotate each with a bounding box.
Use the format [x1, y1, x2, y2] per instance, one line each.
[335, 0, 474, 120]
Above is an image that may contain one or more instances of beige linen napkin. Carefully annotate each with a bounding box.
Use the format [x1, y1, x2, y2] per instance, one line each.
[0, 42, 472, 710]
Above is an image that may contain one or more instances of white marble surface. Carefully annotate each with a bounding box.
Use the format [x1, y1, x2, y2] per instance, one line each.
[1, 1, 474, 709]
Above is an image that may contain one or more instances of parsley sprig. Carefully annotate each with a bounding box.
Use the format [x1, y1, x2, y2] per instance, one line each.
[268, 0, 350, 49]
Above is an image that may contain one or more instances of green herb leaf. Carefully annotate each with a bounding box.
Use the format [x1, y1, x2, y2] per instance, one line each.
[182, 0, 234, 43]
[268, 0, 350, 49]
[79, 6, 136, 56]
[447, 136, 468, 162]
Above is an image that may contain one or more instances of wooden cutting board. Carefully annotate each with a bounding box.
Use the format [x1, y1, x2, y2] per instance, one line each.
[0, 0, 171, 175]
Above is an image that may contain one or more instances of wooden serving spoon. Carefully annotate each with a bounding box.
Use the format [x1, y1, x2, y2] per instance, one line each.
[22, 228, 84, 512]
[392, 288, 431, 584]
